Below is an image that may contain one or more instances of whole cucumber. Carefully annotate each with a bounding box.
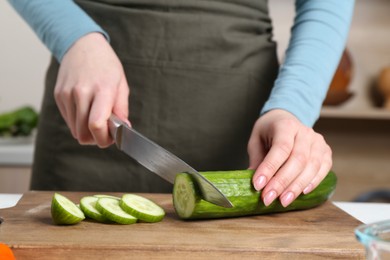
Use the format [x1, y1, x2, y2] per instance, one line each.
[173, 170, 337, 219]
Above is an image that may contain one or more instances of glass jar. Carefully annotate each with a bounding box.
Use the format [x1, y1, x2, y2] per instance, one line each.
[355, 220, 390, 260]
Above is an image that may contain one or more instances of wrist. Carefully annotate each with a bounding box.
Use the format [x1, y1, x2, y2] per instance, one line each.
[261, 109, 298, 121]
[62, 32, 110, 62]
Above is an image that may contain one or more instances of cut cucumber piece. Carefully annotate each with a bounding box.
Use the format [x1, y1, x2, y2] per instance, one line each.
[80, 196, 109, 223]
[173, 170, 337, 220]
[51, 193, 85, 225]
[96, 197, 137, 225]
[173, 173, 199, 219]
[120, 194, 165, 223]
[93, 194, 121, 200]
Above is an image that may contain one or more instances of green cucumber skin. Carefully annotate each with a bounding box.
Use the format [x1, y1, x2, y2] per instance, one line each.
[51, 194, 85, 225]
[80, 196, 109, 223]
[173, 170, 337, 220]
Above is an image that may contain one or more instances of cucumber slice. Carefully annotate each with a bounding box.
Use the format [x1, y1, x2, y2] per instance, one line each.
[51, 193, 85, 225]
[96, 197, 137, 225]
[93, 194, 121, 200]
[120, 194, 165, 223]
[80, 196, 109, 223]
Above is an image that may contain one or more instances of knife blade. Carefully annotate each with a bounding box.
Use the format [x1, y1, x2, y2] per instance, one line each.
[108, 114, 233, 208]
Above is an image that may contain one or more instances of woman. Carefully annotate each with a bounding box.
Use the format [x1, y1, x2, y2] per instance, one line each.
[8, 0, 354, 207]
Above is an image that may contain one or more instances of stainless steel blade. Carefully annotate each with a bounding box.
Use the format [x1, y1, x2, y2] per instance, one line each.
[108, 114, 233, 208]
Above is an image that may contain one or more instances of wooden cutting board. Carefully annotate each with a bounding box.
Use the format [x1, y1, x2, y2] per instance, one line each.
[0, 191, 364, 259]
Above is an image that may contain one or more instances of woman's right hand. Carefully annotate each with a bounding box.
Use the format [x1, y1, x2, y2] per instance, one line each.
[54, 32, 130, 148]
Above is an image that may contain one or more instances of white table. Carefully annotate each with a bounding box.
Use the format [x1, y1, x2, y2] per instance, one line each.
[0, 194, 24, 209]
[333, 201, 390, 224]
[1, 193, 389, 225]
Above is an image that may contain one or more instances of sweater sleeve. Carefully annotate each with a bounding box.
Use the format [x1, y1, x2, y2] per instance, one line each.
[7, 0, 109, 62]
[261, 0, 355, 126]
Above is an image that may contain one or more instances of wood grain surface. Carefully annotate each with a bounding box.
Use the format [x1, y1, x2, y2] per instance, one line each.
[0, 191, 365, 259]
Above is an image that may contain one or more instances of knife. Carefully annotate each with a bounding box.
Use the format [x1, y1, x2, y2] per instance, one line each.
[108, 114, 233, 208]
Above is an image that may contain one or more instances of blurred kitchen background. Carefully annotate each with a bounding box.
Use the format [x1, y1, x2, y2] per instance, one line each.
[1, 0, 389, 201]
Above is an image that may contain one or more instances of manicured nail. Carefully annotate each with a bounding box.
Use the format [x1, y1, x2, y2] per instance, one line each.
[303, 184, 314, 194]
[281, 192, 294, 207]
[254, 175, 266, 191]
[263, 190, 277, 206]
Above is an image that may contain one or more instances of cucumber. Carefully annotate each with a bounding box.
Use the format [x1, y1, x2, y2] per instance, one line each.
[95, 197, 137, 225]
[80, 196, 109, 223]
[93, 194, 121, 200]
[173, 170, 337, 219]
[120, 194, 165, 223]
[51, 193, 85, 225]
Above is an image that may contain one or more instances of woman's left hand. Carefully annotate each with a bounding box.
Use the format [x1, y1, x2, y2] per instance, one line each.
[247, 109, 332, 207]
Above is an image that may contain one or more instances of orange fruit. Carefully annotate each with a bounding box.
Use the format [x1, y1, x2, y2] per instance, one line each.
[0, 243, 15, 260]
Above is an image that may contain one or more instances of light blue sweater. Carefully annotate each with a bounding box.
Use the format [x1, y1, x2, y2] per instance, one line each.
[8, 0, 354, 126]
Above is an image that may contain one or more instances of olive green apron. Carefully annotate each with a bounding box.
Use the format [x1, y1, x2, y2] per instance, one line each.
[31, 0, 279, 192]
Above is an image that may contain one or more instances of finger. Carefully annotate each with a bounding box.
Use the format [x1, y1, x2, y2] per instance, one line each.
[303, 142, 332, 194]
[54, 84, 77, 138]
[89, 88, 115, 148]
[279, 157, 319, 208]
[303, 163, 332, 195]
[247, 128, 267, 170]
[54, 92, 68, 126]
[112, 77, 131, 127]
[252, 129, 295, 192]
[248, 133, 268, 192]
[64, 97, 77, 139]
[261, 127, 312, 206]
[73, 85, 94, 145]
[279, 134, 331, 207]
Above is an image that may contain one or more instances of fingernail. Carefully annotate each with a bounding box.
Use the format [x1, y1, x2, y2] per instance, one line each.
[263, 190, 277, 206]
[303, 184, 313, 194]
[125, 120, 132, 127]
[281, 192, 294, 207]
[254, 175, 266, 191]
